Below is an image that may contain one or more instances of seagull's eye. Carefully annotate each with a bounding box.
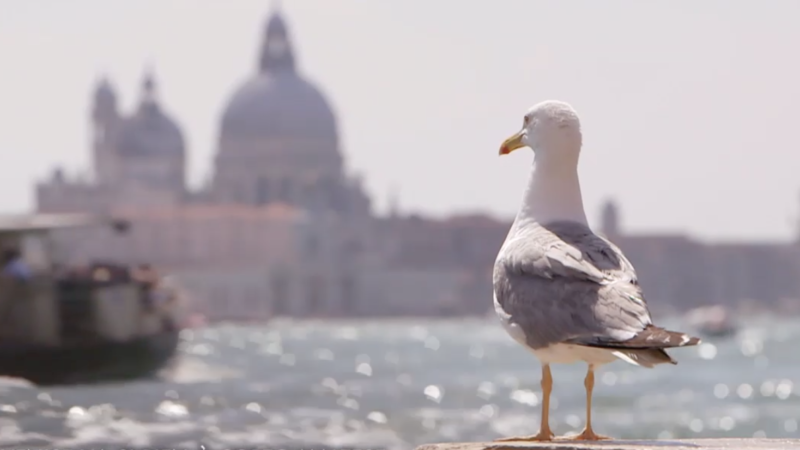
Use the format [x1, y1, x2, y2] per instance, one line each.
[522, 116, 530, 127]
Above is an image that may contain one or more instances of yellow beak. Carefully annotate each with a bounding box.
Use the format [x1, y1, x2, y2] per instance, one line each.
[499, 129, 526, 155]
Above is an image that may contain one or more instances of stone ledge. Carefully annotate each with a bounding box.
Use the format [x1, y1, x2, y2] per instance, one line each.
[415, 439, 800, 450]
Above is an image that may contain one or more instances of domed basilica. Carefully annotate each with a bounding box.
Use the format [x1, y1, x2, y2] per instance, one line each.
[35, 6, 454, 320]
[212, 10, 371, 215]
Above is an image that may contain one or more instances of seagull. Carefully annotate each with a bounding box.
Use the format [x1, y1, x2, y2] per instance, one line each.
[492, 100, 701, 441]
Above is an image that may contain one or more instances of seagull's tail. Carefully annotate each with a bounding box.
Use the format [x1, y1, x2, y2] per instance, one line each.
[571, 324, 702, 368]
[623, 324, 703, 349]
[611, 348, 677, 368]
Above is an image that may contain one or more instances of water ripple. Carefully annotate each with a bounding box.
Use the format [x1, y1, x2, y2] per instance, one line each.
[0, 316, 798, 448]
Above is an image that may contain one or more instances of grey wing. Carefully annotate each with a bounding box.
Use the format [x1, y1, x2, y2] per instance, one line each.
[493, 222, 653, 350]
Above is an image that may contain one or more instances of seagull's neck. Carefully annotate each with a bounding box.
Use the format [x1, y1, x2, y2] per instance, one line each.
[515, 155, 588, 228]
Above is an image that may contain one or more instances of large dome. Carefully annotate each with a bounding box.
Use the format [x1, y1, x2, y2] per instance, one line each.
[221, 73, 337, 141]
[219, 11, 338, 142]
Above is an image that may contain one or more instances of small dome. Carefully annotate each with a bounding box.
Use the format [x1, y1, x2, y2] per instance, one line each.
[116, 72, 185, 158]
[117, 104, 185, 157]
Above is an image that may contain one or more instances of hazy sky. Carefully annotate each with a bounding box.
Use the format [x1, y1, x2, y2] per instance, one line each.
[1, 0, 799, 242]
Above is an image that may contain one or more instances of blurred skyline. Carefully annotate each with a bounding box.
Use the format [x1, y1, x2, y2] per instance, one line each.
[1, 0, 799, 241]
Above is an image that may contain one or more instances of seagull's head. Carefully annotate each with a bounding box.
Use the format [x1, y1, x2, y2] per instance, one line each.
[499, 100, 582, 161]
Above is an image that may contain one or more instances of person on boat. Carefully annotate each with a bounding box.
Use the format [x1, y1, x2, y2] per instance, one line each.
[2, 247, 31, 280]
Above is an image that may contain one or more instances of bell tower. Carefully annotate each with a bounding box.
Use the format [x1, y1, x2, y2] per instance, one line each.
[600, 199, 621, 238]
[91, 76, 119, 185]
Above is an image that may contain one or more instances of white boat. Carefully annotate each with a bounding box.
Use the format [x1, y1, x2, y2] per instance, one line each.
[684, 304, 738, 339]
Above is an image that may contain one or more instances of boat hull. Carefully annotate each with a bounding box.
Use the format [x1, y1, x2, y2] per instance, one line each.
[0, 331, 180, 386]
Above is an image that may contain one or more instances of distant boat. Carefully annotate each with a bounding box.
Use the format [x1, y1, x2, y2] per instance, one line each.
[0, 213, 185, 386]
[684, 304, 738, 339]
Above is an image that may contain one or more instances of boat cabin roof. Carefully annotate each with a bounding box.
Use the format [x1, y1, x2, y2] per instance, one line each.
[0, 213, 129, 237]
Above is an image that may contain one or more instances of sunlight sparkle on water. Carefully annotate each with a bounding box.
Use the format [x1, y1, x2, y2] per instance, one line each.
[602, 371, 618, 386]
[697, 342, 717, 359]
[424, 385, 443, 403]
[509, 389, 539, 407]
[356, 362, 373, 376]
[477, 381, 496, 399]
[6, 317, 800, 448]
[424, 336, 440, 350]
[740, 338, 763, 357]
[736, 383, 753, 399]
[333, 327, 359, 341]
[713, 383, 729, 399]
[245, 402, 262, 413]
[314, 348, 335, 360]
[367, 411, 387, 424]
[469, 345, 485, 359]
